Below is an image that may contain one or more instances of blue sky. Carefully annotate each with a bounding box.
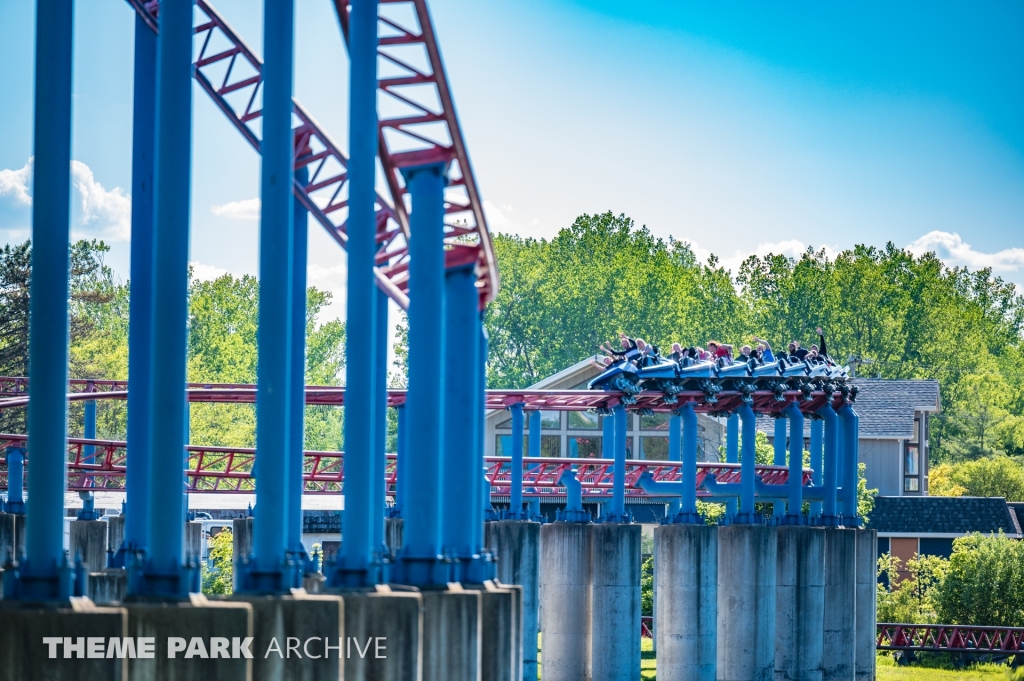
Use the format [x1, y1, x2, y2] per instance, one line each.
[1, 0, 1023, 325]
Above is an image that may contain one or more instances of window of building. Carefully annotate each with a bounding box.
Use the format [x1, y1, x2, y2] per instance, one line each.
[568, 410, 600, 430]
[495, 410, 562, 430]
[904, 441, 920, 492]
[640, 436, 669, 460]
[640, 413, 671, 431]
[495, 434, 559, 458]
[568, 436, 602, 458]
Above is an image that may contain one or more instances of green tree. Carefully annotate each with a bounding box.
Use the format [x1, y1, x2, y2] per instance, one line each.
[201, 529, 234, 595]
[934, 533, 1024, 627]
[929, 457, 1024, 501]
[876, 552, 947, 624]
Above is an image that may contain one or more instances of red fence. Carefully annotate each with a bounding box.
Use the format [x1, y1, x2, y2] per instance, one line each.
[877, 624, 1024, 654]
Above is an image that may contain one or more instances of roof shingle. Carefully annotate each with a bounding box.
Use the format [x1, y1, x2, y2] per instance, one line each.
[865, 496, 1021, 536]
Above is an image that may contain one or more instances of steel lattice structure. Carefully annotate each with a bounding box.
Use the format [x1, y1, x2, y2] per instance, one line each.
[877, 624, 1024, 655]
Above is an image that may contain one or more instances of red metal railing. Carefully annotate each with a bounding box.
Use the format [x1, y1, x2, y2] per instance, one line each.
[877, 623, 1024, 654]
[0, 434, 806, 497]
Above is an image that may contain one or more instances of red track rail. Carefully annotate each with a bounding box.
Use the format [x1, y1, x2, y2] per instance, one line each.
[877, 623, 1024, 654]
[0, 434, 806, 497]
[334, 0, 498, 307]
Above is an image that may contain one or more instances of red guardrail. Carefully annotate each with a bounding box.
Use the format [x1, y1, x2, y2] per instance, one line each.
[877, 623, 1024, 654]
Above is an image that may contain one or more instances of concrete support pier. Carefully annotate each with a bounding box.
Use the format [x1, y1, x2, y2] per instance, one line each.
[854, 529, 878, 681]
[0, 602, 128, 680]
[232, 516, 254, 588]
[775, 526, 824, 681]
[471, 581, 518, 681]
[421, 585, 482, 681]
[591, 522, 641, 681]
[539, 522, 593, 681]
[234, 592, 344, 681]
[69, 519, 108, 571]
[342, 586, 423, 681]
[126, 594, 253, 681]
[490, 519, 540, 681]
[89, 570, 128, 604]
[386, 516, 403, 557]
[822, 528, 856, 681]
[654, 523, 717, 681]
[107, 515, 125, 557]
[185, 520, 203, 561]
[718, 524, 777, 681]
[0, 512, 22, 564]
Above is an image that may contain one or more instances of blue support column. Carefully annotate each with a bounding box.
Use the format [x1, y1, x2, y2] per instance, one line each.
[602, 412, 614, 458]
[772, 415, 788, 519]
[819, 404, 839, 526]
[123, 11, 157, 562]
[736, 404, 758, 522]
[725, 413, 739, 521]
[336, 0, 381, 586]
[138, 0, 194, 597]
[677, 403, 700, 523]
[13, 0, 75, 602]
[247, 0, 297, 592]
[783, 401, 805, 523]
[667, 413, 681, 516]
[83, 398, 97, 463]
[395, 403, 407, 515]
[479, 329, 498, 523]
[4, 449, 26, 515]
[608, 403, 629, 521]
[372, 288, 389, 555]
[838, 405, 860, 524]
[810, 417, 823, 518]
[528, 410, 541, 458]
[441, 262, 481, 577]
[394, 162, 448, 585]
[508, 403, 525, 519]
[287, 166, 309, 567]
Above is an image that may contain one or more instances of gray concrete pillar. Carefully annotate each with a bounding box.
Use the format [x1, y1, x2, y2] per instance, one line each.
[234, 592, 344, 681]
[386, 516, 403, 557]
[184, 520, 203, 562]
[126, 595, 253, 681]
[490, 519, 540, 681]
[470, 582, 517, 681]
[655, 523, 717, 681]
[0, 603, 128, 680]
[88, 570, 128, 605]
[591, 523, 641, 681]
[107, 514, 125, 554]
[775, 526, 824, 681]
[70, 519, 108, 572]
[717, 524, 777, 681]
[854, 529, 878, 681]
[421, 586, 482, 681]
[539, 522, 593, 681]
[0, 511, 17, 565]
[233, 516, 254, 591]
[822, 528, 856, 681]
[341, 587, 423, 681]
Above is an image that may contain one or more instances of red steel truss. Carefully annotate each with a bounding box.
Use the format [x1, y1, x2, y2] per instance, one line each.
[877, 623, 1024, 654]
[0, 434, 806, 497]
[333, 0, 498, 307]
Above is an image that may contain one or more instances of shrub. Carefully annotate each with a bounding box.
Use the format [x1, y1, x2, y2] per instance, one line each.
[201, 528, 234, 595]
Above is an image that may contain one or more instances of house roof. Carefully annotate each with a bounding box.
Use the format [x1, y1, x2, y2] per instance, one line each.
[865, 496, 1021, 537]
[757, 378, 941, 439]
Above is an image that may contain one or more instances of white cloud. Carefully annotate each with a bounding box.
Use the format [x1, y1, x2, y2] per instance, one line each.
[211, 197, 261, 220]
[484, 200, 551, 240]
[906, 231, 1024, 273]
[71, 160, 131, 240]
[189, 261, 229, 282]
[307, 262, 348, 322]
[691, 238, 838, 276]
[0, 159, 32, 205]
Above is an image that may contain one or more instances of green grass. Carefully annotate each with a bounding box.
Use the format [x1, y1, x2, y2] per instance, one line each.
[641, 637, 656, 679]
[877, 653, 1012, 681]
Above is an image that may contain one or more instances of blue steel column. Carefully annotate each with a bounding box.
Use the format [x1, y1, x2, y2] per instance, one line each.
[144, 0, 193, 595]
[736, 404, 757, 522]
[479, 328, 496, 523]
[809, 417, 823, 518]
[838, 405, 859, 523]
[508, 403, 525, 519]
[819, 404, 839, 525]
[249, 0, 297, 591]
[772, 416, 788, 518]
[609, 403, 628, 520]
[338, 0, 380, 584]
[5, 450, 26, 514]
[783, 401, 805, 523]
[528, 410, 541, 458]
[124, 10, 157, 560]
[372, 288, 389, 553]
[395, 403, 407, 515]
[602, 413, 613, 458]
[441, 263, 481, 578]
[678, 403, 699, 523]
[395, 162, 447, 584]
[666, 413, 681, 516]
[288, 167, 309, 564]
[19, 0, 74, 600]
[725, 413, 739, 520]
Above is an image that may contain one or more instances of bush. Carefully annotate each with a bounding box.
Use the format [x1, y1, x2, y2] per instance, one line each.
[929, 457, 1024, 501]
[934, 533, 1024, 627]
[641, 555, 653, 617]
[876, 553, 947, 624]
[201, 529, 234, 595]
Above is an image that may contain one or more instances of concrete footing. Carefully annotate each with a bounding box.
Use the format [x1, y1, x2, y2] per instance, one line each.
[775, 526, 825, 681]
[89, 570, 128, 605]
[468, 581, 518, 681]
[822, 528, 856, 681]
[591, 522, 641, 681]
[421, 585, 482, 681]
[185, 521, 203, 561]
[490, 519, 540, 681]
[234, 592, 344, 681]
[539, 522, 592, 681]
[0, 600, 128, 680]
[340, 585, 423, 681]
[70, 519, 108, 572]
[717, 524, 777, 681]
[0, 512, 23, 565]
[655, 523, 718, 681]
[126, 593, 253, 681]
[385, 517, 403, 557]
[233, 517, 253, 591]
[854, 529, 878, 681]
[108, 515, 125, 556]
